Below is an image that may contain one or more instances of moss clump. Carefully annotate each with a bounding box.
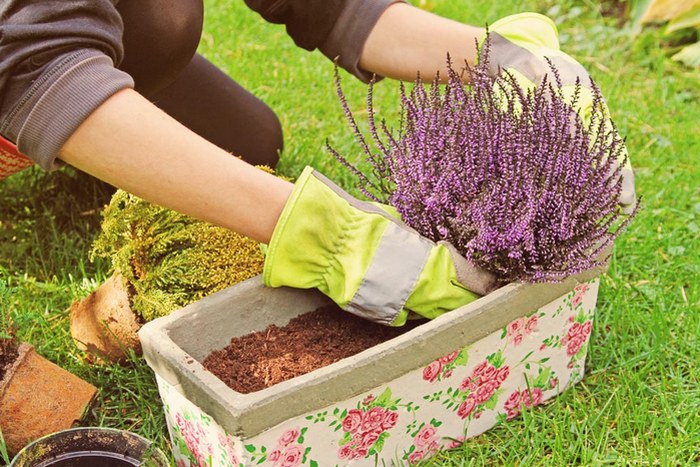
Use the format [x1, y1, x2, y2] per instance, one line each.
[91, 181, 269, 321]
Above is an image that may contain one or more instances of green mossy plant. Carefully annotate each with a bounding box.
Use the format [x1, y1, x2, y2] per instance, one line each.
[91, 186, 267, 322]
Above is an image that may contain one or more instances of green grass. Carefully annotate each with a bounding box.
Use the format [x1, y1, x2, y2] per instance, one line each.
[1, 0, 698, 465]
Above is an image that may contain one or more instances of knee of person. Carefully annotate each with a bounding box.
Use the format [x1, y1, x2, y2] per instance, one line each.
[256, 112, 283, 169]
[119, 0, 203, 94]
[153, 0, 202, 61]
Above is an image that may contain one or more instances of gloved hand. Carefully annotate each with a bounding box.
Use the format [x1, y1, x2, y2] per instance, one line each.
[263, 166, 498, 326]
[484, 13, 637, 214]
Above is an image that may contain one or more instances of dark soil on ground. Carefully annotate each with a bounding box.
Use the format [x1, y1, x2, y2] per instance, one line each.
[0, 337, 19, 381]
[203, 304, 424, 393]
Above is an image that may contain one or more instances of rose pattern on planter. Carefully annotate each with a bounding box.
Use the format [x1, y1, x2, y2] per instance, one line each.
[403, 421, 442, 464]
[156, 279, 598, 466]
[244, 427, 314, 467]
[165, 398, 243, 467]
[328, 387, 402, 461]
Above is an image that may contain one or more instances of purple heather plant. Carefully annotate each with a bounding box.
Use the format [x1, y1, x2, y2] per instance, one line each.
[327, 38, 637, 284]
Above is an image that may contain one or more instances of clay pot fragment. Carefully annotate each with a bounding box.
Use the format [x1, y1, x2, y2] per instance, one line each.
[0, 343, 97, 457]
[69, 274, 142, 362]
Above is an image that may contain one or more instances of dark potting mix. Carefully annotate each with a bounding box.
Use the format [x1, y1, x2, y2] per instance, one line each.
[203, 304, 424, 393]
[0, 337, 19, 381]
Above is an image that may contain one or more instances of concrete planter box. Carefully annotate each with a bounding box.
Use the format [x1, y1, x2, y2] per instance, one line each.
[140, 271, 600, 466]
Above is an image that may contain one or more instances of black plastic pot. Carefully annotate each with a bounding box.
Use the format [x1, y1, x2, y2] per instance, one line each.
[10, 427, 169, 467]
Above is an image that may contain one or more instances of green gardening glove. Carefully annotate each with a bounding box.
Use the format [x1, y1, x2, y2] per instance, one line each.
[263, 167, 498, 326]
[484, 13, 636, 214]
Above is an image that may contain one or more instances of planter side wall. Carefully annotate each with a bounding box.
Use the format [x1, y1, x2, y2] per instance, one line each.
[155, 280, 598, 466]
[140, 271, 600, 437]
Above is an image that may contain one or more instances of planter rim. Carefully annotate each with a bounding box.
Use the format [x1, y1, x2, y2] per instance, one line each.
[10, 426, 169, 466]
[0, 342, 33, 399]
[140, 268, 601, 437]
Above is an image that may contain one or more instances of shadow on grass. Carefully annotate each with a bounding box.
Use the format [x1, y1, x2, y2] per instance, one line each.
[0, 167, 115, 281]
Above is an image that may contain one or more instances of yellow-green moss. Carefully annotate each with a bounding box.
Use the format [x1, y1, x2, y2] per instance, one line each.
[91, 179, 271, 321]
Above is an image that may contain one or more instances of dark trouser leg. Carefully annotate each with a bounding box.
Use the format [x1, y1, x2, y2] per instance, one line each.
[150, 54, 283, 168]
[116, 0, 283, 167]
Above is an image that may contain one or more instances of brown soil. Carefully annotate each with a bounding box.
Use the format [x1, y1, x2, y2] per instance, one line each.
[0, 337, 19, 381]
[203, 304, 424, 394]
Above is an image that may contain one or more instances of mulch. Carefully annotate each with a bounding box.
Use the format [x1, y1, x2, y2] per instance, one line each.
[203, 304, 424, 393]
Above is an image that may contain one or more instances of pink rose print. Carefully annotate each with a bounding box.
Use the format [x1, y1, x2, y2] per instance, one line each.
[525, 315, 538, 333]
[414, 426, 437, 449]
[175, 412, 212, 466]
[457, 394, 477, 419]
[571, 283, 590, 308]
[582, 321, 593, 335]
[217, 432, 240, 465]
[337, 445, 353, 459]
[440, 350, 460, 364]
[446, 436, 465, 449]
[567, 322, 582, 339]
[278, 428, 300, 447]
[521, 387, 543, 408]
[268, 450, 282, 462]
[381, 410, 399, 430]
[475, 379, 500, 404]
[571, 294, 583, 308]
[504, 387, 545, 420]
[338, 405, 398, 460]
[362, 394, 375, 406]
[423, 348, 465, 383]
[355, 446, 369, 458]
[455, 359, 510, 419]
[407, 426, 440, 465]
[422, 360, 442, 382]
[279, 445, 303, 467]
[264, 427, 305, 467]
[361, 406, 386, 432]
[561, 320, 593, 357]
[342, 409, 363, 433]
[360, 430, 381, 449]
[408, 450, 425, 465]
[507, 314, 538, 345]
[566, 335, 586, 356]
[507, 317, 525, 336]
[496, 366, 510, 382]
[503, 390, 522, 420]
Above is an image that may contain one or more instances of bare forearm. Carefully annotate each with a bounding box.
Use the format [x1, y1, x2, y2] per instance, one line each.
[59, 88, 293, 243]
[360, 2, 484, 82]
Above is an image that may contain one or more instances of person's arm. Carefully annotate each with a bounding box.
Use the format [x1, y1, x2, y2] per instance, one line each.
[59, 88, 292, 244]
[360, 2, 485, 82]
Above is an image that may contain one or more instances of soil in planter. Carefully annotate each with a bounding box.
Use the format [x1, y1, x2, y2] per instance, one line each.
[0, 336, 19, 381]
[203, 304, 425, 393]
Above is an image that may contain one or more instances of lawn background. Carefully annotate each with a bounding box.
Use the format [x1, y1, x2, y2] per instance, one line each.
[1, 0, 699, 465]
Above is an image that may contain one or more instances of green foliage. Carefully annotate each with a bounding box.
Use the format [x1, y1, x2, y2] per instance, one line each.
[625, 0, 700, 67]
[91, 190, 265, 321]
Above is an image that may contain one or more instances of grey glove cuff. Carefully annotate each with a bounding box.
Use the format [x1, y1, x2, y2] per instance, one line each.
[309, 169, 432, 325]
[442, 242, 499, 295]
[619, 166, 637, 215]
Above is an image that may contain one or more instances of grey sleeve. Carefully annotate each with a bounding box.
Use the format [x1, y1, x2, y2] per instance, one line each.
[245, 0, 404, 83]
[319, 0, 404, 83]
[0, 0, 134, 170]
